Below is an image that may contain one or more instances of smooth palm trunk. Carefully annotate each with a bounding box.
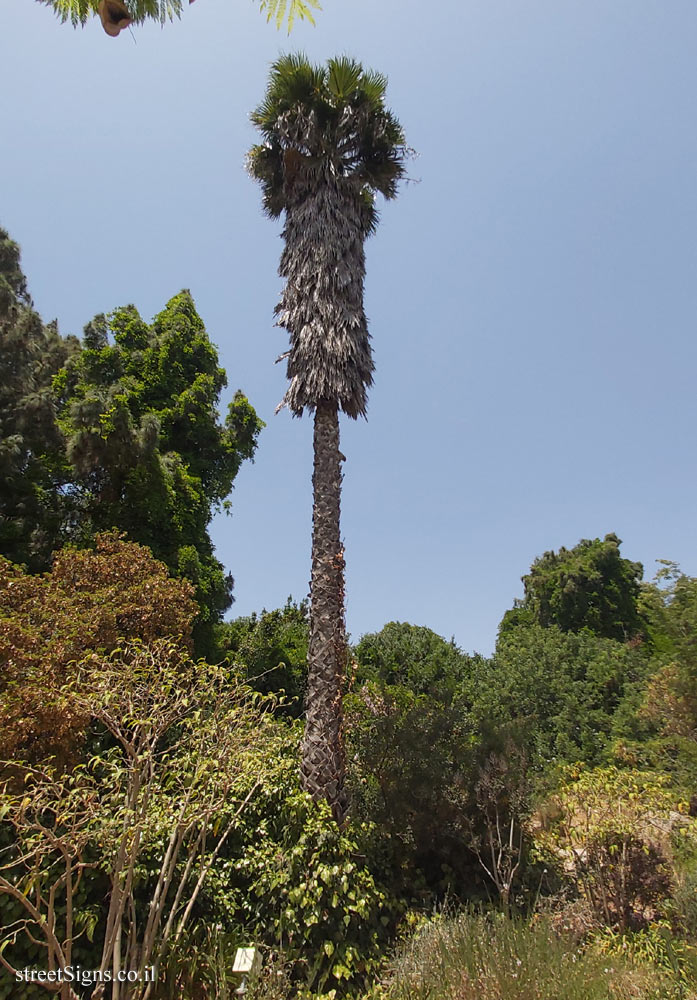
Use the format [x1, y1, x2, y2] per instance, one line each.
[301, 400, 348, 824]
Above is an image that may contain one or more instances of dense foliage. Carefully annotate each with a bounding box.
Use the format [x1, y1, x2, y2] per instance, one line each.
[353, 621, 468, 698]
[220, 600, 309, 715]
[0, 533, 197, 763]
[0, 640, 287, 1000]
[0, 228, 79, 571]
[463, 623, 644, 766]
[0, 231, 262, 654]
[500, 533, 644, 641]
[54, 294, 263, 649]
[2, 497, 697, 999]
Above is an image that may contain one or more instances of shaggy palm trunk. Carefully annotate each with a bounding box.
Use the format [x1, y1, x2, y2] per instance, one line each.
[301, 399, 348, 824]
[276, 174, 371, 825]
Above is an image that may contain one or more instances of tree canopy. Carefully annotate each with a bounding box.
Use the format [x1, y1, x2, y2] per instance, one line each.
[500, 533, 644, 642]
[0, 229, 262, 653]
[54, 293, 263, 646]
[354, 621, 471, 701]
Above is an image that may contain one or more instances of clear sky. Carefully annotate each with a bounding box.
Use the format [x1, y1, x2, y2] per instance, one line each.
[2, 0, 696, 655]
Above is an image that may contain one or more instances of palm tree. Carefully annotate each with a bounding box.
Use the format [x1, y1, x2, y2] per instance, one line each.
[37, 0, 319, 35]
[248, 54, 407, 823]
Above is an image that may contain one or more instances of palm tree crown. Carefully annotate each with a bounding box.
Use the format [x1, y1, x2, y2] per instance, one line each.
[248, 54, 407, 419]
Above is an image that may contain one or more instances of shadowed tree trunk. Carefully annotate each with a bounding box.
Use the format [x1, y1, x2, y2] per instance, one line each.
[302, 400, 348, 823]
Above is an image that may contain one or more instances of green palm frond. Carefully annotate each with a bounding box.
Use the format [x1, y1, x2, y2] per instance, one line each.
[260, 0, 320, 31]
[266, 53, 327, 110]
[247, 142, 286, 219]
[36, 0, 319, 31]
[326, 56, 363, 102]
[357, 69, 389, 108]
[37, 0, 95, 27]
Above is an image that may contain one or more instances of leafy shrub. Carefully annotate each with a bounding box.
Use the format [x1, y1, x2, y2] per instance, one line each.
[0, 640, 284, 1000]
[219, 733, 400, 996]
[533, 767, 681, 930]
[237, 786, 398, 996]
[345, 680, 476, 900]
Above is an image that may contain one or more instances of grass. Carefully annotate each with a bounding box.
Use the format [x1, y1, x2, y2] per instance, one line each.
[379, 911, 675, 1000]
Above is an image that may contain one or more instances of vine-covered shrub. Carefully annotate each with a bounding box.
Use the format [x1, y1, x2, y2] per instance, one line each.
[200, 721, 396, 994]
[235, 764, 400, 996]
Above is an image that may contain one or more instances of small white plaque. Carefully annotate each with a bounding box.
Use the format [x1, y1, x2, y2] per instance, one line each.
[232, 947, 260, 975]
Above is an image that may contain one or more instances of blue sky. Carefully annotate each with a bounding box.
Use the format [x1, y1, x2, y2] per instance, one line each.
[2, 0, 696, 655]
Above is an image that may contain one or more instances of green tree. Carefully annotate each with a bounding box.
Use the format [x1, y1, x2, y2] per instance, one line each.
[354, 621, 470, 701]
[500, 533, 644, 642]
[628, 565, 697, 792]
[0, 228, 78, 571]
[220, 599, 309, 715]
[0, 233, 260, 652]
[347, 624, 483, 897]
[54, 293, 264, 647]
[37, 0, 320, 36]
[464, 623, 643, 767]
[639, 562, 697, 670]
[248, 55, 407, 822]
